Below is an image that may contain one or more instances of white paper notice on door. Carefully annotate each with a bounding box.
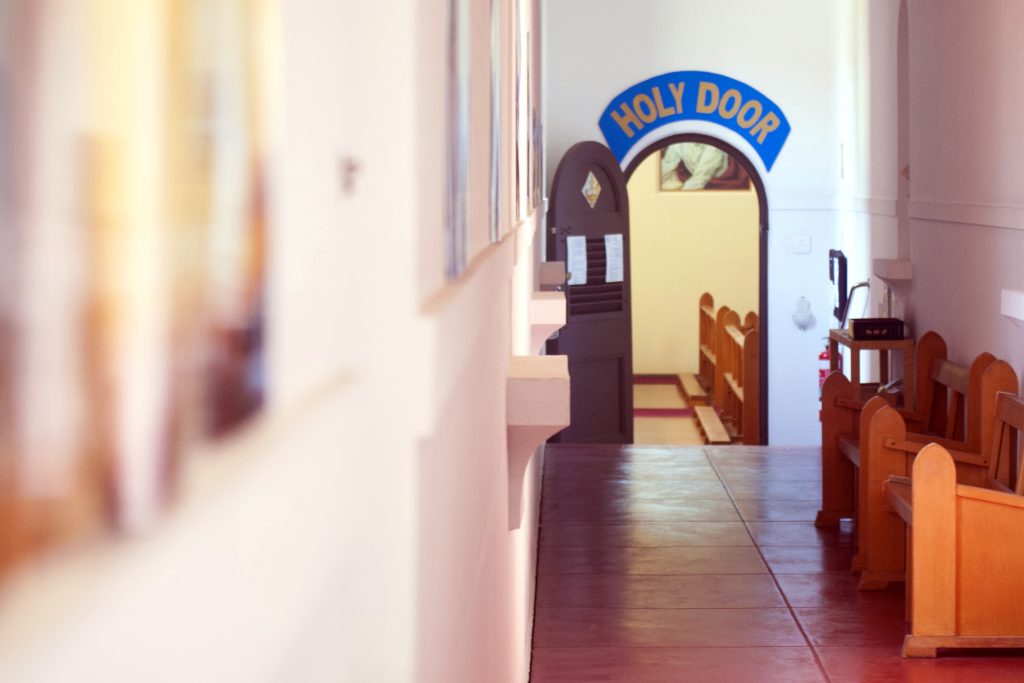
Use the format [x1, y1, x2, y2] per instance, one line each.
[604, 233, 624, 283]
[566, 235, 587, 285]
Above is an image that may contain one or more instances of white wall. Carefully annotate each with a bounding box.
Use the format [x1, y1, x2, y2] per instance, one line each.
[545, 0, 855, 444]
[835, 0, 901, 377]
[904, 0, 1024, 382]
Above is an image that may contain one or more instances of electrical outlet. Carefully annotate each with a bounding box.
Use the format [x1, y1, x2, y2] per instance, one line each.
[792, 234, 811, 254]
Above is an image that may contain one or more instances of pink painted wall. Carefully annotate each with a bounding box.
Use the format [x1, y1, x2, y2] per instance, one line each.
[904, 0, 1024, 383]
[412, 0, 546, 681]
[0, 1, 547, 681]
[416, 238, 542, 681]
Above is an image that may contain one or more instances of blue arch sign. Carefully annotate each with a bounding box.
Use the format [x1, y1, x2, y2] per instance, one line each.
[598, 71, 791, 171]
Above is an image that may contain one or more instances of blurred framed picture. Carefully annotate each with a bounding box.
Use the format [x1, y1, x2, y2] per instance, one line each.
[445, 0, 470, 278]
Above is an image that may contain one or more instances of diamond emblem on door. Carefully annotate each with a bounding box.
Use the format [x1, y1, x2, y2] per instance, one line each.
[581, 171, 601, 209]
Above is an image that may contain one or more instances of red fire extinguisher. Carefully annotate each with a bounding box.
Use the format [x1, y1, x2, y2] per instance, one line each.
[819, 340, 845, 397]
[818, 345, 831, 397]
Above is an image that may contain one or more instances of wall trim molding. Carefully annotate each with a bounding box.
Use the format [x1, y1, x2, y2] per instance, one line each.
[769, 195, 897, 215]
[837, 196, 897, 216]
[910, 200, 1024, 231]
[769, 196, 836, 212]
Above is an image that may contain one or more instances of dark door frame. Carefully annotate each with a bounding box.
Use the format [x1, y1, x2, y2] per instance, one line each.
[623, 133, 768, 444]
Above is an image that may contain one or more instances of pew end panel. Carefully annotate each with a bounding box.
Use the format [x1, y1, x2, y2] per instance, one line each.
[895, 444, 1024, 658]
[712, 307, 738, 413]
[697, 292, 716, 392]
[912, 331, 949, 430]
[857, 402, 911, 586]
[817, 371, 861, 527]
[741, 327, 760, 444]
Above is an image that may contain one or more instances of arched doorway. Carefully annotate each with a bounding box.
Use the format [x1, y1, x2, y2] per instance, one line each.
[624, 133, 768, 444]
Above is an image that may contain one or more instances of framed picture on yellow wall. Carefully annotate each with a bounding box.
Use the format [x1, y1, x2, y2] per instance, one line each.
[660, 142, 751, 191]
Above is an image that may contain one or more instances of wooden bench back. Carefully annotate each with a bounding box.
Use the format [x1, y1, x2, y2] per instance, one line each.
[716, 312, 760, 444]
[697, 293, 715, 391]
[911, 330, 947, 423]
[740, 311, 759, 444]
[713, 307, 738, 411]
[915, 352, 996, 448]
[988, 391, 1024, 495]
[973, 360, 1019, 463]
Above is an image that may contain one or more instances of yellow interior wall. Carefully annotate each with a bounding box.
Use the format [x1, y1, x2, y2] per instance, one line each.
[628, 151, 760, 375]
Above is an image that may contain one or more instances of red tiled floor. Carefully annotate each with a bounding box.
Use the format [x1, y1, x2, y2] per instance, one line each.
[542, 496, 740, 523]
[549, 444, 709, 458]
[537, 545, 767, 575]
[532, 647, 825, 682]
[713, 460, 823, 474]
[707, 446, 821, 456]
[794, 602, 908, 647]
[716, 468, 822, 486]
[543, 476, 727, 500]
[760, 545, 856, 574]
[816, 646, 1024, 682]
[536, 573, 786, 609]
[734, 498, 821, 521]
[533, 607, 807, 647]
[722, 479, 824, 501]
[541, 487, 734, 512]
[708, 454, 819, 471]
[544, 446, 709, 466]
[544, 460, 720, 481]
[747, 520, 854, 547]
[539, 521, 751, 548]
[532, 444, 1024, 680]
[775, 573, 904, 609]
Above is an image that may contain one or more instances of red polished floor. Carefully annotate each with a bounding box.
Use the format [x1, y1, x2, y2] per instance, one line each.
[531, 444, 1024, 682]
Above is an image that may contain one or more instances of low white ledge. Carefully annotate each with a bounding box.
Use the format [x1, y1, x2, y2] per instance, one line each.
[873, 258, 913, 282]
[506, 355, 570, 529]
[530, 291, 566, 354]
[1001, 289, 1024, 327]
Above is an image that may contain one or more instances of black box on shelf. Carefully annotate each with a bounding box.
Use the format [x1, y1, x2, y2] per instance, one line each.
[849, 318, 904, 340]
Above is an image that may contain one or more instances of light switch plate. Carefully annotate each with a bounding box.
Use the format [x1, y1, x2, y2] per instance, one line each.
[792, 234, 811, 254]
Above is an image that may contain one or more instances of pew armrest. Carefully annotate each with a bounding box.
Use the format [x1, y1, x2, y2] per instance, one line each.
[884, 476, 913, 524]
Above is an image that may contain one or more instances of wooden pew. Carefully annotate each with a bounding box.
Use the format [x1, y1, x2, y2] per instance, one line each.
[696, 292, 715, 394]
[855, 359, 1017, 589]
[683, 295, 760, 444]
[712, 309, 737, 417]
[719, 314, 760, 444]
[884, 394, 1024, 657]
[680, 293, 714, 406]
[712, 306, 736, 415]
[816, 331, 951, 528]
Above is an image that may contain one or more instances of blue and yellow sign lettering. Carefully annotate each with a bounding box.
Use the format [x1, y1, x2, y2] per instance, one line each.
[599, 71, 790, 171]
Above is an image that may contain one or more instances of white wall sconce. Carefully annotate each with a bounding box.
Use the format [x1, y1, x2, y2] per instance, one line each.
[793, 296, 815, 331]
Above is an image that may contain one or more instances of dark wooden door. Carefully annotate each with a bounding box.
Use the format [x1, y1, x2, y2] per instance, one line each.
[546, 141, 633, 443]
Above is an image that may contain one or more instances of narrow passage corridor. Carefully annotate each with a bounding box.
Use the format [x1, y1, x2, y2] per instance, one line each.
[531, 445, 1024, 682]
